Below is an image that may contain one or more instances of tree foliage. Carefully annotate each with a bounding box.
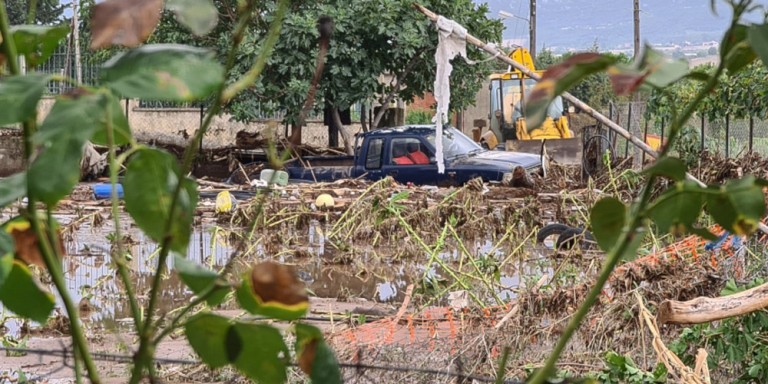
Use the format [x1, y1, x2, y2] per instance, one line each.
[646, 61, 768, 122]
[6, 0, 65, 25]
[139, 0, 502, 124]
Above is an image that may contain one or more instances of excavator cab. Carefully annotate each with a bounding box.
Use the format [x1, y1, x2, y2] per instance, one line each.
[482, 48, 581, 164]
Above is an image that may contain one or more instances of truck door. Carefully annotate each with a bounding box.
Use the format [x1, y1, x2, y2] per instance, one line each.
[362, 137, 385, 181]
[381, 137, 438, 185]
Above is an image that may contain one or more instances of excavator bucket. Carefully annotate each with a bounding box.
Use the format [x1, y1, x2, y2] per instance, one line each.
[504, 138, 583, 165]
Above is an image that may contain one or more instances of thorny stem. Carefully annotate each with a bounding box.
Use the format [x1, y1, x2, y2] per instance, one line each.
[153, 284, 218, 344]
[0, 2, 100, 382]
[222, 0, 290, 102]
[528, 22, 730, 384]
[25, 0, 37, 24]
[131, 0, 290, 381]
[104, 92, 144, 334]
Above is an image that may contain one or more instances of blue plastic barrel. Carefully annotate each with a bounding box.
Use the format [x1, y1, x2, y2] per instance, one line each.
[92, 183, 124, 199]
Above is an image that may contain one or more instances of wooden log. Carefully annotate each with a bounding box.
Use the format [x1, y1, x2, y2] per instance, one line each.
[658, 281, 768, 324]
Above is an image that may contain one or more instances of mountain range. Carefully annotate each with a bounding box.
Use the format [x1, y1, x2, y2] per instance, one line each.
[479, 0, 756, 52]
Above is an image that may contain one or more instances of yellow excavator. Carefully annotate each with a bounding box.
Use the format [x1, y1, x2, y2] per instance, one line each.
[480, 47, 582, 164]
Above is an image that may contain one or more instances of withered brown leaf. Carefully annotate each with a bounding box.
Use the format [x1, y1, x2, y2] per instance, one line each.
[298, 338, 318, 375]
[90, 0, 163, 50]
[6, 223, 65, 268]
[250, 261, 308, 306]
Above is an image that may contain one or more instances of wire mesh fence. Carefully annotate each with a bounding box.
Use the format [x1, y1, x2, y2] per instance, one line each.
[606, 102, 768, 161]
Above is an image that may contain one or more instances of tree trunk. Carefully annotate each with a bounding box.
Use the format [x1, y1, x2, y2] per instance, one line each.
[333, 108, 354, 155]
[372, 48, 427, 129]
[289, 124, 302, 146]
[360, 103, 369, 132]
[658, 281, 768, 324]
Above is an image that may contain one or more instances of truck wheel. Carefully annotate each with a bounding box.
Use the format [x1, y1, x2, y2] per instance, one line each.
[556, 227, 595, 250]
[536, 223, 573, 245]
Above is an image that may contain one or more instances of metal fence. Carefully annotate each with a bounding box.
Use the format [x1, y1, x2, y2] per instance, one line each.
[35, 43, 363, 123]
[607, 102, 768, 160]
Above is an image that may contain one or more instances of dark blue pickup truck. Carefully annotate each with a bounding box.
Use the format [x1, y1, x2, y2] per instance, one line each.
[279, 125, 542, 187]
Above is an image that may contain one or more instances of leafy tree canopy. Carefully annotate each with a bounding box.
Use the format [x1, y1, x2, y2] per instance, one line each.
[137, 0, 503, 124]
[646, 61, 768, 122]
[6, 0, 65, 25]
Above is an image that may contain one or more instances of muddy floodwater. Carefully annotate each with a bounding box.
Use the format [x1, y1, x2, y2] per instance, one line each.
[0, 209, 554, 336]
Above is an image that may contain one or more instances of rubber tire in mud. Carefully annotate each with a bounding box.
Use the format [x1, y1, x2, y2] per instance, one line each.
[556, 227, 595, 250]
[536, 223, 573, 244]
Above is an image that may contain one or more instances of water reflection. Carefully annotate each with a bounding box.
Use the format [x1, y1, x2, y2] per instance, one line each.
[0, 212, 550, 336]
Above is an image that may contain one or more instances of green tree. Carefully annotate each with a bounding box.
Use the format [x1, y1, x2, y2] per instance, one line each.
[6, 0, 64, 25]
[138, 0, 502, 132]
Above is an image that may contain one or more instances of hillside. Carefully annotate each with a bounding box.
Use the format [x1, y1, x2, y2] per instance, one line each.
[480, 0, 735, 52]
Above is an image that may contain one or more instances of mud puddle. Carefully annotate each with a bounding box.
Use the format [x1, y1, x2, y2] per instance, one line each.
[0, 211, 556, 337]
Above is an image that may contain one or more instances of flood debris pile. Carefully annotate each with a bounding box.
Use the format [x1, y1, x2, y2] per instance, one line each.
[319, 222, 762, 381]
[225, 176, 563, 261]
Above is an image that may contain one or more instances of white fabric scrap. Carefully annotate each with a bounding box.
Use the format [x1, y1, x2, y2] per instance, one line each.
[433, 16, 468, 174]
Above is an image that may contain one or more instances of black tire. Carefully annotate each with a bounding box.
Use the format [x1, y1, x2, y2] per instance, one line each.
[536, 223, 573, 244]
[556, 227, 596, 250]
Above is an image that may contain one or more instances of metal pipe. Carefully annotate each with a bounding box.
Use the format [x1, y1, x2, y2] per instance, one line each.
[749, 115, 754, 152]
[726, 114, 730, 158]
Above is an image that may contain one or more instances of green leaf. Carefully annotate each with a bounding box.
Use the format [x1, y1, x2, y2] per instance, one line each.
[185, 313, 233, 368]
[0, 173, 27, 208]
[90, 93, 132, 146]
[525, 53, 617, 129]
[11, 25, 70, 68]
[748, 23, 768, 70]
[0, 74, 52, 125]
[166, 0, 218, 36]
[590, 197, 626, 252]
[647, 181, 704, 234]
[295, 323, 342, 384]
[723, 24, 756, 74]
[0, 253, 13, 291]
[0, 261, 55, 323]
[639, 47, 689, 88]
[28, 94, 103, 205]
[101, 44, 224, 101]
[230, 322, 289, 384]
[643, 156, 687, 181]
[0, 230, 13, 256]
[706, 176, 766, 236]
[124, 148, 198, 254]
[689, 226, 718, 241]
[225, 325, 243, 362]
[173, 254, 229, 306]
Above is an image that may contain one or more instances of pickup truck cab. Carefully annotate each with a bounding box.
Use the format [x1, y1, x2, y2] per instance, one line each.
[280, 125, 541, 187]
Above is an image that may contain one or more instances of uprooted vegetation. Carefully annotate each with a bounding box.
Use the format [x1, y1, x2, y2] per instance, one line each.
[173, 152, 767, 381]
[6, 152, 768, 383]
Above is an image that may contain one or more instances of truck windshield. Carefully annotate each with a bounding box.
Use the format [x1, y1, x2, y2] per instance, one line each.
[425, 127, 484, 159]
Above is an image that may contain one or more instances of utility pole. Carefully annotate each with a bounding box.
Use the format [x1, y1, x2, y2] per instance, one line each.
[73, 0, 82, 84]
[633, 0, 640, 59]
[529, 0, 536, 59]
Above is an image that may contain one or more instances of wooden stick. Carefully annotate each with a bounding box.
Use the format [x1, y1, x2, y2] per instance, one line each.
[658, 281, 768, 324]
[412, 2, 768, 236]
[393, 284, 414, 325]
